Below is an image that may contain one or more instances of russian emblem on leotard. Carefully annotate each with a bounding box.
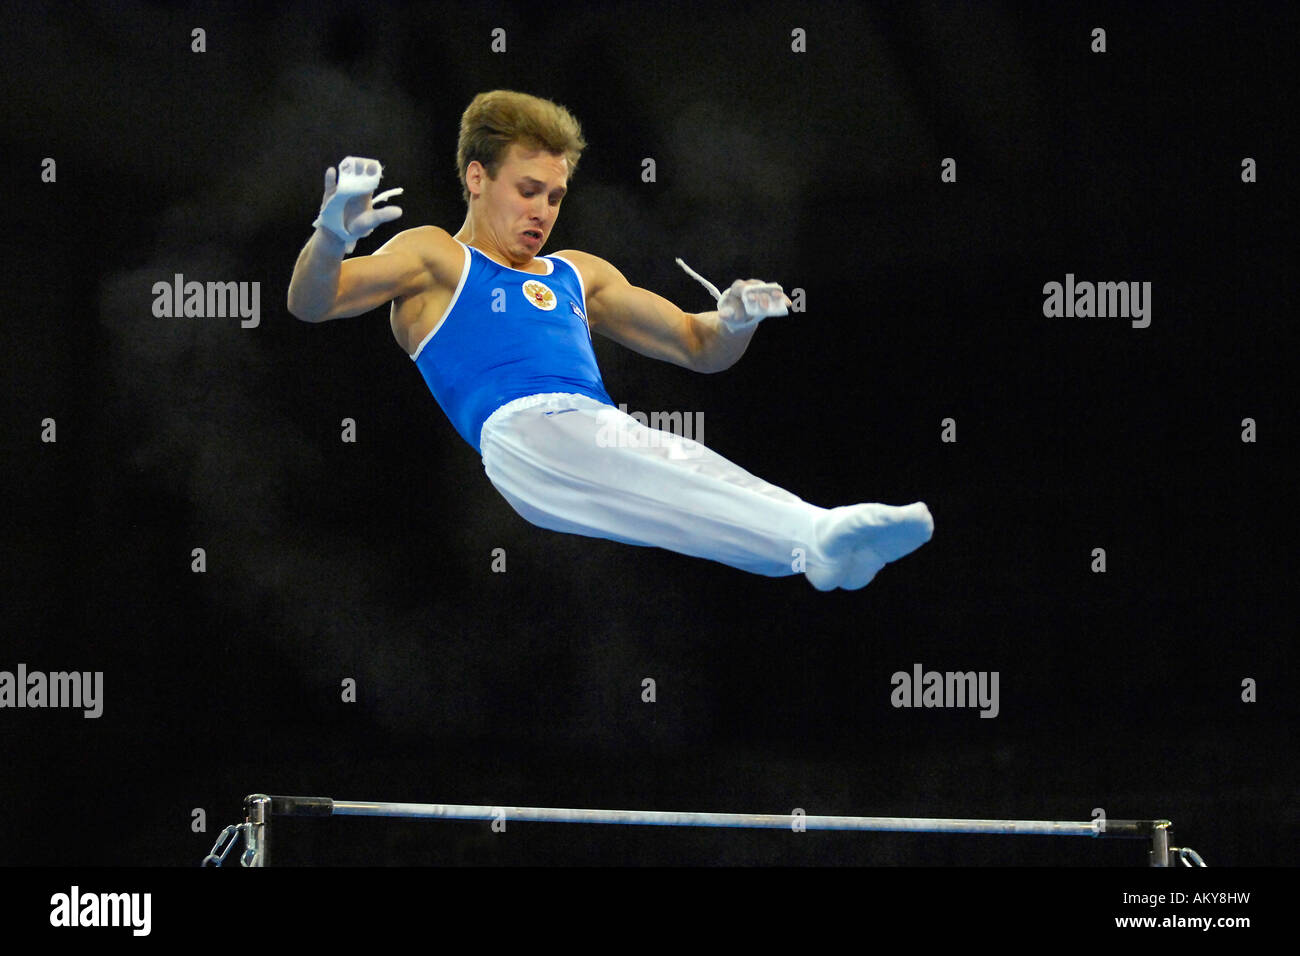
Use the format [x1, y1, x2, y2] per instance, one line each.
[522, 279, 557, 311]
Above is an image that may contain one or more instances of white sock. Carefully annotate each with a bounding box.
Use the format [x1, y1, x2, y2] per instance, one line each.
[804, 502, 933, 591]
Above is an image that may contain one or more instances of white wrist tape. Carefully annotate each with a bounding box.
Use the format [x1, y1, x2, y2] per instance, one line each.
[675, 257, 723, 300]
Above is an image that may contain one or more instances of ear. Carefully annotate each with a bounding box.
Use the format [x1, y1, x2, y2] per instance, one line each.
[465, 160, 484, 197]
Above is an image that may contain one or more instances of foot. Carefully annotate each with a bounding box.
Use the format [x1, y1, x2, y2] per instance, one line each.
[804, 502, 933, 591]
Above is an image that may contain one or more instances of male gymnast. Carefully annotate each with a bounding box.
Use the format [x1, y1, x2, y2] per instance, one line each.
[287, 90, 933, 590]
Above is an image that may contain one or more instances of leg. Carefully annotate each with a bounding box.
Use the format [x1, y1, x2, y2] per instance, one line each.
[479, 394, 932, 588]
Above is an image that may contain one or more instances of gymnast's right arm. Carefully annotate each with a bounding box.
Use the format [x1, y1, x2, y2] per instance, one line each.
[288, 160, 443, 322]
[287, 225, 440, 323]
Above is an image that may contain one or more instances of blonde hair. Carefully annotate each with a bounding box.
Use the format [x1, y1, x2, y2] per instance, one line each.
[455, 90, 586, 203]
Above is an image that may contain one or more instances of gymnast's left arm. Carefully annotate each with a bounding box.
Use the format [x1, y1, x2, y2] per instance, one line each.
[566, 251, 771, 374]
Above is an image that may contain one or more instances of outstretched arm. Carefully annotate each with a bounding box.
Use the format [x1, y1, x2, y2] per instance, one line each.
[562, 250, 773, 373]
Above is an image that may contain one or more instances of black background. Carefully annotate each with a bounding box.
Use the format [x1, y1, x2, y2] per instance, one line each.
[2, 0, 1295, 870]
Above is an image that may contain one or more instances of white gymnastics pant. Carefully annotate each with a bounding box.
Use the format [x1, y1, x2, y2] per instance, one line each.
[480, 392, 826, 577]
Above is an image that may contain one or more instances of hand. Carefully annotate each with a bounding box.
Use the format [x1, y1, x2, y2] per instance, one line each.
[717, 278, 792, 331]
[312, 157, 404, 254]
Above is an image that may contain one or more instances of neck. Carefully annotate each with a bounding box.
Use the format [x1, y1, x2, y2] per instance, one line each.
[454, 211, 535, 271]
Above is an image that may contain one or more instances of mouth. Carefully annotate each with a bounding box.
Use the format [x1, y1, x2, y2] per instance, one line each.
[522, 229, 542, 246]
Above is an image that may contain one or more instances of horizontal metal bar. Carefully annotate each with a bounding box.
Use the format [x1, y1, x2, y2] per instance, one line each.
[266, 795, 1162, 839]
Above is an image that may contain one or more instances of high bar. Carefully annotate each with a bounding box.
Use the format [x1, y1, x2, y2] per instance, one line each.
[259, 794, 1164, 839]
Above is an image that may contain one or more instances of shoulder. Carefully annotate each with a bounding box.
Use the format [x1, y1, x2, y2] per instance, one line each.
[551, 249, 625, 295]
[374, 225, 468, 289]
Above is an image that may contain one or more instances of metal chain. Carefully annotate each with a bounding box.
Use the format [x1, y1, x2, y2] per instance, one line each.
[201, 823, 249, 867]
[1175, 846, 1207, 866]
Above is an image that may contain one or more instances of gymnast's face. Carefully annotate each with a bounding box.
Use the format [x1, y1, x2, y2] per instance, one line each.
[470, 143, 568, 262]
